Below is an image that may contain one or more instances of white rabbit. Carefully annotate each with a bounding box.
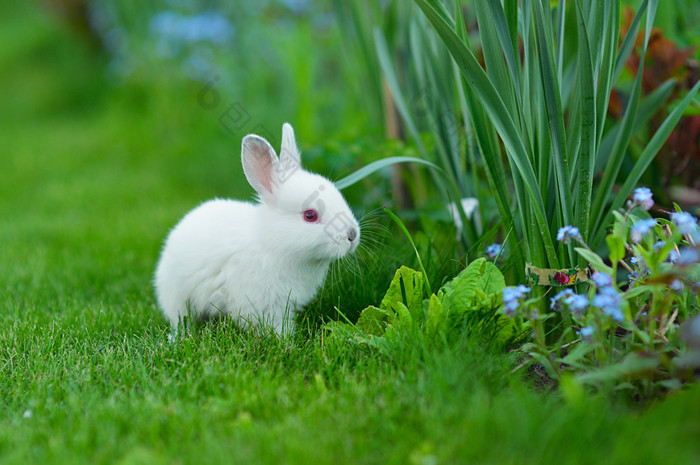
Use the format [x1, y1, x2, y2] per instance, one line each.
[154, 123, 360, 335]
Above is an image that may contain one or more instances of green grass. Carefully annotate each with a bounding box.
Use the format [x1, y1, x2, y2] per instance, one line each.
[1, 3, 700, 464]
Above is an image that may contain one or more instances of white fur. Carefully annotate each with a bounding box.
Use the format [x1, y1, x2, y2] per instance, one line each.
[154, 123, 359, 334]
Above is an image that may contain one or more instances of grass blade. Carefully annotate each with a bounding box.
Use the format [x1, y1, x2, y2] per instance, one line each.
[385, 208, 433, 295]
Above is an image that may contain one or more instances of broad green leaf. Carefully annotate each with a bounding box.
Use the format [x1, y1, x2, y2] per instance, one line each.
[426, 293, 446, 338]
[391, 301, 414, 331]
[355, 306, 392, 336]
[441, 258, 506, 312]
[379, 266, 424, 319]
[562, 341, 597, 365]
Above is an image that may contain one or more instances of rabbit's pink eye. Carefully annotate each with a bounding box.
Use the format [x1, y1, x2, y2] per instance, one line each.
[303, 209, 319, 223]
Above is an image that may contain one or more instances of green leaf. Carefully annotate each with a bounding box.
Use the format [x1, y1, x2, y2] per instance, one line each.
[533, 0, 572, 230]
[335, 156, 440, 190]
[426, 293, 446, 338]
[590, 0, 657, 239]
[606, 234, 626, 263]
[355, 306, 392, 336]
[573, 0, 596, 244]
[577, 353, 659, 385]
[391, 301, 414, 331]
[414, 0, 559, 268]
[561, 341, 596, 366]
[441, 258, 506, 312]
[379, 266, 425, 319]
[373, 28, 428, 158]
[593, 78, 700, 246]
[574, 247, 613, 274]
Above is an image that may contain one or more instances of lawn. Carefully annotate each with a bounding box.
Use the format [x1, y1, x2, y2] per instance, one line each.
[1, 2, 699, 464]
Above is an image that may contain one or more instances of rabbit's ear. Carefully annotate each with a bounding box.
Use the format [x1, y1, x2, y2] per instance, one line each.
[242, 135, 278, 197]
[279, 123, 301, 168]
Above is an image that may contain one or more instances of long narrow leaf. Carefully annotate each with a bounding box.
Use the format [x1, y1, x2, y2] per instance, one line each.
[595, 78, 676, 172]
[590, 1, 657, 239]
[373, 28, 428, 158]
[533, 0, 572, 232]
[485, 0, 522, 103]
[335, 156, 441, 190]
[592, 79, 700, 246]
[415, 0, 559, 268]
[574, 0, 596, 245]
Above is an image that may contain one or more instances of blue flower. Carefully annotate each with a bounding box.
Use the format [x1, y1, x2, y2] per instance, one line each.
[486, 243, 503, 259]
[677, 247, 700, 266]
[551, 289, 589, 319]
[579, 326, 595, 341]
[628, 270, 640, 284]
[654, 241, 680, 263]
[502, 285, 530, 318]
[668, 249, 679, 263]
[630, 187, 654, 211]
[630, 218, 657, 244]
[591, 271, 614, 288]
[593, 287, 624, 322]
[670, 212, 699, 236]
[150, 11, 235, 45]
[557, 225, 581, 244]
[670, 280, 684, 292]
[550, 289, 574, 310]
[630, 256, 648, 272]
[567, 294, 589, 315]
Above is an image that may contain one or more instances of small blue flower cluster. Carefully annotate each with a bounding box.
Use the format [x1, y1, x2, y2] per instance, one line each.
[486, 243, 503, 259]
[670, 212, 698, 236]
[590, 272, 624, 322]
[627, 187, 654, 211]
[630, 218, 657, 244]
[678, 248, 700, 266]
[502, 285, 530, 318]
[150, 11, 234, 46]
[629, 187, 654, 211]
[556, 226, 581, 244]
[579, 326, 595, 341]
[550, 289, 588, 319]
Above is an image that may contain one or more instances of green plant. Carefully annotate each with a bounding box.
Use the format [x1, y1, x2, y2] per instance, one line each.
[501, 188, 700, 398]
[402, 0, 700, 278]
[325, 257, 516, 353]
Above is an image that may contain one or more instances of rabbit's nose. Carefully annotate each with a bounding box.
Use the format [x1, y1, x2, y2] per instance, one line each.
[348, 228, 358, 243]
